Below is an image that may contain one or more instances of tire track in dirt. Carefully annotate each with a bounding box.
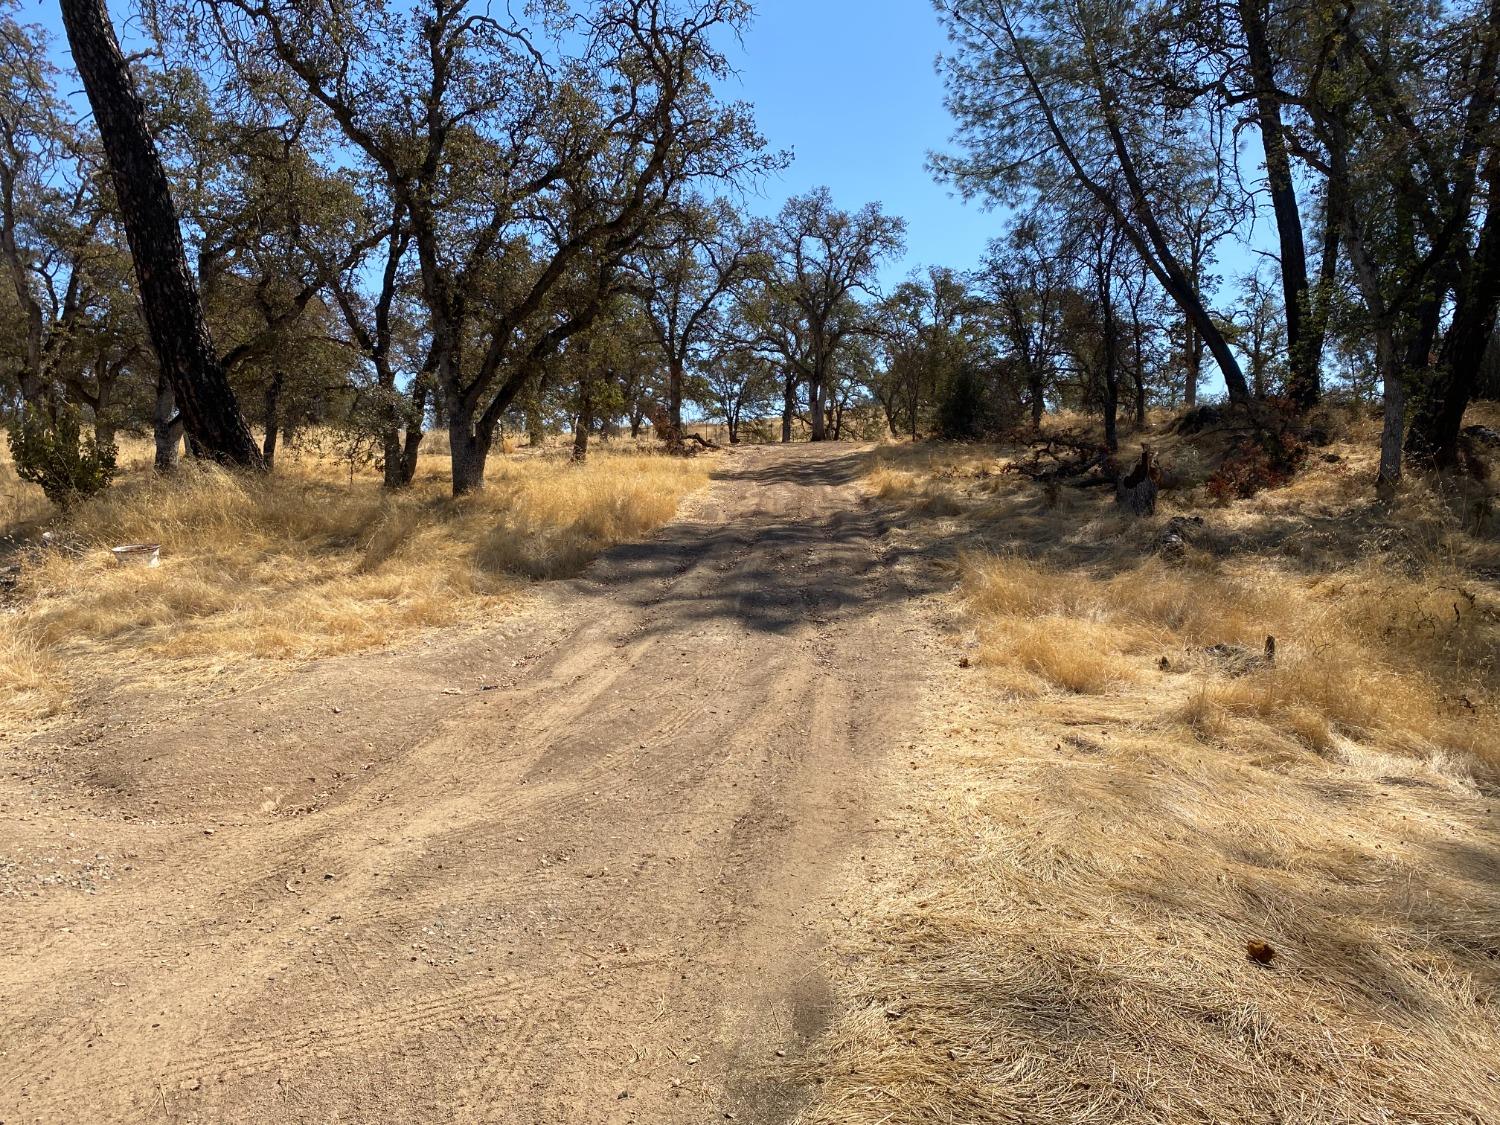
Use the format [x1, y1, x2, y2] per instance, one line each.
[0, 444, 940, 1124]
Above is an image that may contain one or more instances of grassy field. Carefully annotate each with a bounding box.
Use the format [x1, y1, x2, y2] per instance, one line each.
[800, 407, 1500, 1123]
[0, 434, 710, 728]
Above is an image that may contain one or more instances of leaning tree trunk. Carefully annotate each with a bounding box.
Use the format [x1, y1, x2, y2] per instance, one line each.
[59, 0, 262, 469]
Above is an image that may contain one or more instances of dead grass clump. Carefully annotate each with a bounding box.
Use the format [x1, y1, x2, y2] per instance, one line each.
[1003, 616, 1133, 694]
[0, 458, 51, 534]
[0, 630, 66, 718]
[473, 454, 696, 579]
[0, 444, 708, 726]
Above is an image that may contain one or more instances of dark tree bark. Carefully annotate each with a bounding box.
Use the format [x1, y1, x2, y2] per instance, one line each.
[1407, 158, 1500, 469]
[808, 358, 828, 442]
[1239, 0, 1322, 409]
[450, 416, 494, 496]
[1116, 445, 1159, 516]
[573, 359, 595, 462]
[261, 371, 284, 469]
[781, 372, 797, 443]
[1183, 319, 1202, 408]
[1101, 320, 1120, 454]
[60, 0, 262, 469]
[397, 380, 429, 486]
[1131, 316, 1147, 430]
[665, 357, 684, 445]
[572, 411, 591, 462]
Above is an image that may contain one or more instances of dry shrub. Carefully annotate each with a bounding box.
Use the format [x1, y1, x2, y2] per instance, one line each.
[0, 444, 708, 725]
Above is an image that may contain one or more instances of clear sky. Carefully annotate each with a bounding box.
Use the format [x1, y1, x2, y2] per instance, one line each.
[724, 1, 1003, 289]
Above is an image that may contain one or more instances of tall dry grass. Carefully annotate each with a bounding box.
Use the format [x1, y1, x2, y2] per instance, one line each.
[0, 437, 708, 726]
[796, 419, 1500, 1124]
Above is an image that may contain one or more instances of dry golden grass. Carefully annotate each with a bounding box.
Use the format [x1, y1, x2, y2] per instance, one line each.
[0, 435, 708, 727]
[800, 414, 1500, 1124]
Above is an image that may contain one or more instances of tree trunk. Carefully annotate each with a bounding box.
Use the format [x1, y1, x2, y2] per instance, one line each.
[1102, 358, 1119, 454]
[1116, 445, 1159, 516]
[1184, 319, 1202, 408]
[808, 375, 827, 442]
[450, 418, 491, 495]
[1376, 327, 1405, 500]
[397, 381, 428, 486]
[1131, 315, 1146, 429]
[1406, 161, 1500, 469]
[381, 427, 403, 488]
[93, 413, 116, 452]
[666, 357, 684, 444]
[380, 376, 411, 489]
[781, 374, 796, 443]
[153, 366, 182, 472]
[261, 371, 283, 470]
[59, 0, 262, 469]
[572, 383, 593, 463]
[1240, 0, 1320, 409]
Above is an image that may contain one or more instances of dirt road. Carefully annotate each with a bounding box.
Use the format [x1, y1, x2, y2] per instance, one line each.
[0, 444, 943, 1123]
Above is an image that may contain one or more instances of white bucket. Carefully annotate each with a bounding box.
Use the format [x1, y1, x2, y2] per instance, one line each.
[111, 544, 161, 568]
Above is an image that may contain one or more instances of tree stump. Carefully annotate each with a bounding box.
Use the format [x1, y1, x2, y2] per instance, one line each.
[1116, 445, 1160, 516]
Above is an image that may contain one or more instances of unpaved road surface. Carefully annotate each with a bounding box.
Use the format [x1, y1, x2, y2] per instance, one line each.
[0, 444, 943, 1123]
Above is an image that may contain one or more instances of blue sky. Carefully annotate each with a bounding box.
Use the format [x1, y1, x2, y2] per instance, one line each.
[725, 1, 1002, 289]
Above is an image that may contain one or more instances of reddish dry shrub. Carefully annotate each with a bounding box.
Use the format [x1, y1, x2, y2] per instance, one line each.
[1207, 428, 1309, 501]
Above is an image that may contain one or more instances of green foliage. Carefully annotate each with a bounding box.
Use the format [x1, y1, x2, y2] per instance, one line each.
[6, 405, 118, 506]
[937, 364, 1016, 441]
